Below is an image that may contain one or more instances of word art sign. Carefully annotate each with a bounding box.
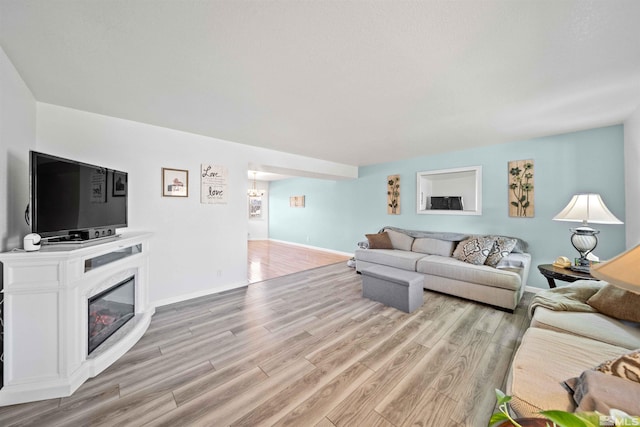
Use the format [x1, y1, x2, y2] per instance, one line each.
[201, 164, 228, 204]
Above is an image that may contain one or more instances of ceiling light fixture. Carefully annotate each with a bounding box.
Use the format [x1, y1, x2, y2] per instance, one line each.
[247, 171, 265, 197]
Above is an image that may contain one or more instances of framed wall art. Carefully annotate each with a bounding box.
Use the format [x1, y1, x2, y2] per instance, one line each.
[508, 159, 534, 217]
[162, 168, 188, 197]
[249, 196, 262, 218]
[200, 164, 228, 204]
[387, 175, 400, 214]
[290, 195, 305, 207]
[112, 171, 127, 197]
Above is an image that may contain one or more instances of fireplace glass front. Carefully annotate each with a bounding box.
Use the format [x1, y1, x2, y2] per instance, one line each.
[88, 276, 135, 355]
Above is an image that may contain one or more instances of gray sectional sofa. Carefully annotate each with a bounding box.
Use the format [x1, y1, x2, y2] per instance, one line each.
[355, 227, 531, 311]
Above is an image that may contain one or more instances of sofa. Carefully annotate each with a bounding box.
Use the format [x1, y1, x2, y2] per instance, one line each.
[355, 227, 532, 311]
[506, 280, 640, 417]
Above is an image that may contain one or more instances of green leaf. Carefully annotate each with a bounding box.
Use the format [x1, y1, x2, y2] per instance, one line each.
[494, 389, 512, 405]
[523, 201, 530, 208]
[488, 411, 509, 426]
[510, 201, 519, 207]
[540, 410, 599, 427]
[520, 196, 526, 202]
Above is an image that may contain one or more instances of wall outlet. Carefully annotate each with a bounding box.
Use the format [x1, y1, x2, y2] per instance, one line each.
[217, 270, 222, 277]
[306, 235, 310, 242]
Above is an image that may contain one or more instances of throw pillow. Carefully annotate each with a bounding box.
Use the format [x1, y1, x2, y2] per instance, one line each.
[594, 349, 640, 383]
[587, 284, 640, 323]
[452, 236, 494, 265]
[384, 228, 414, 251]
[365, 232, 394, 249]
[485, 236, 518, 267]
[412, 237, 456, 257]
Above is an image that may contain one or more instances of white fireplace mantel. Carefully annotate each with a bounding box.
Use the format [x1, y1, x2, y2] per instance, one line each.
[0, 232, 154, 406]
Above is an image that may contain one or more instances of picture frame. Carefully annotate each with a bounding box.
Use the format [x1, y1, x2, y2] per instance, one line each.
[508, 159, 534, 217]
[249, 196, 262, 218]
[162, 168, 189, 197]
[112, 171, 127, 197]
[90, 169, 107, 203]
[290, 195, 305, 207]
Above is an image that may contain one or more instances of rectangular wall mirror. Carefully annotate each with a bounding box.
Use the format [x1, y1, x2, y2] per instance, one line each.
[416, 166, 482, 215]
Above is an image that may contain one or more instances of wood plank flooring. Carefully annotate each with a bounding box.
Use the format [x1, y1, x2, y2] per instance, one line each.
[0, 263, 532, 427]
[248, 240, 351, 283]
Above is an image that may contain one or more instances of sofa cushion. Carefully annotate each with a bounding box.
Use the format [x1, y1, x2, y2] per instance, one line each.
[531, 307, 640, 350]
[411, 237, 456, 257]
[507, 328, 628, 417]
[587, 284, 640, 323]
[355, 249, 426, 271]
[365, 232, 393, 249]
[484, 236, 518, 267]
[383, 228, 414, 251]
[452, 236, 495, 265]
[416, 255, 521, 290]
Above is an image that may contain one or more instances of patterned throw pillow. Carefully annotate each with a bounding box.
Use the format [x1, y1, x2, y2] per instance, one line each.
[365, 232, 394, 249]
[452, 236, 495, 265]
[595, 350, 640, 383]
[485, 236, 518, 267]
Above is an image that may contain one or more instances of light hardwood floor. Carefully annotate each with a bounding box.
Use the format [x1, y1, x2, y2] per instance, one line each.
[0, 261, 532, 427]
[248, 240, 352, 283]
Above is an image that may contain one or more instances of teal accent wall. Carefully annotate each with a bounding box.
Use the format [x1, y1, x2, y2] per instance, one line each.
[269, 125, 626, 288]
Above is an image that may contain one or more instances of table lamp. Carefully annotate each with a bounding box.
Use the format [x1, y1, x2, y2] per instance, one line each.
[552, 194, 623, 273]
[591, 244, 640, 294]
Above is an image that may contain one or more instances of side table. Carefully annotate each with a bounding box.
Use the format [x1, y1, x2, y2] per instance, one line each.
[537, 264, 596, 288]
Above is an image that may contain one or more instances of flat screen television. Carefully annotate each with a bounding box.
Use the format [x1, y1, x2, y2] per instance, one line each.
[30, 151, 128, 241]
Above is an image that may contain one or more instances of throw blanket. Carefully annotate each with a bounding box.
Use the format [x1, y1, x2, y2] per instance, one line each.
[528, 281, 604, 318]
[379, 226, 469, 242]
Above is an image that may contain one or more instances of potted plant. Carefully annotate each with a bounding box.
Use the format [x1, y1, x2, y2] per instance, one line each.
[489, 390, 634, 427]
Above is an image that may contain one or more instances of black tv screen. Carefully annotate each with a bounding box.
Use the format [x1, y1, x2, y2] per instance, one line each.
[30, 151, 128, 239]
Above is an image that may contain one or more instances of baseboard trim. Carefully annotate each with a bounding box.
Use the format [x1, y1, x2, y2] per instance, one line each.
[268, 238, 354, 257]
[525, 285, 544, 294]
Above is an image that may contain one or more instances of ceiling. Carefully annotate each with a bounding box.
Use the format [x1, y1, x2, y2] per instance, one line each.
[2, 1, 640, 167]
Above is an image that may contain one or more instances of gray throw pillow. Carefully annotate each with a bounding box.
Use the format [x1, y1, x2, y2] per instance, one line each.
[384, 228, 414, 251]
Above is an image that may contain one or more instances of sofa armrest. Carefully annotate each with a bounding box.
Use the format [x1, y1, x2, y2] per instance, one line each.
[497, 252, 531, 288]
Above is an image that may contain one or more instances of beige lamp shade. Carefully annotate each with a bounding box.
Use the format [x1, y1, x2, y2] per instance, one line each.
[591, 244, 640, 294]
[553, 194, 623, 225]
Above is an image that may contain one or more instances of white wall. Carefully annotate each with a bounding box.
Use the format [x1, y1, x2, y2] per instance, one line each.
[248, 179, 269, 240]
[0, 46, 35, 251]
[35, 103, 356, 306]
[624, 106, 640, 247]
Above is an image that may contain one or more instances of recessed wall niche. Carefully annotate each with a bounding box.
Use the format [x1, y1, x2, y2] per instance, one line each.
[416, 166, 482, 215]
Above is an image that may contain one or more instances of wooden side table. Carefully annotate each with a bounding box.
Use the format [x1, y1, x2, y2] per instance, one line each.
[537, 264, 596, 288]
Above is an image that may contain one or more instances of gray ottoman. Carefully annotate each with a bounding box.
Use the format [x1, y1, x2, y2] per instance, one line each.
[361, 265, 424, 313]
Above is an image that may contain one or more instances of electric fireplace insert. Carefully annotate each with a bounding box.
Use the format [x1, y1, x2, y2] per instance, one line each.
[88, 276, 135, 355]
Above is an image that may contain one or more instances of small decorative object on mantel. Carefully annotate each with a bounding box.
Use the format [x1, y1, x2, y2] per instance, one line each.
[290, 195, 305, 207]
[387, 174, 400, 215]
[508, 159, 534, 217]
[162, 167, 188, 197]
[201, 164, 228, 204]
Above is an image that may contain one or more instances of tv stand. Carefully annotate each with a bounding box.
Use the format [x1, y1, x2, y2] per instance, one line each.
[0, 232, 153, 406]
